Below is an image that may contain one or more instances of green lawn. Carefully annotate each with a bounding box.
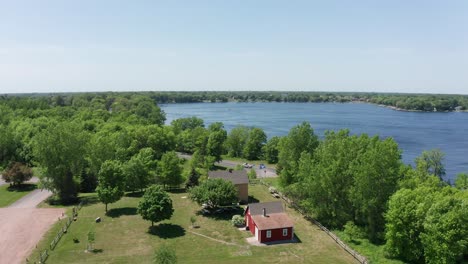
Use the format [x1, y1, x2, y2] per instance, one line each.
[30, 185, 357, 264]
[333, 230, 404, 264]
[0, 183, 37, 207]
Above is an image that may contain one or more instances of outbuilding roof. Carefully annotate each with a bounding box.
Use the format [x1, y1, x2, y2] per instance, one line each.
[251, 213, 294, 230]
[247, 201, 284, 216]
[208, 170, 249, 185]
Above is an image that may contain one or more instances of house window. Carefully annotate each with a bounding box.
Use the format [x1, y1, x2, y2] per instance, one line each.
[283, 228, 288, 236]
[266, 230, 271, 238]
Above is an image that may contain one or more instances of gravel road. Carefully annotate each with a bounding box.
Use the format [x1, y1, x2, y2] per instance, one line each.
[178, 153, 278, 178]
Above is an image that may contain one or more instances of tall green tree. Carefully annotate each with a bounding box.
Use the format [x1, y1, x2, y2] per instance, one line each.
[349, 136, 402, 241]
[243, 127, 267, 160]
[138, 185, 174, 226]
[158, 151, 183, 188]
[225, 126, 249, 157]
[33, 122, 88, 203]
[421, 189, 468, 264]
[454, 173, 468, 190]
[262, 136, 280, 163]
[385, 187, 439, 262]
[171, 117, 204, 134]
[415, 149, 446, 180]
[96, 160, 125, 212]
[124, 148, 157, 192]
[206, 122, 227, 162]
[277, 122, 319, 186]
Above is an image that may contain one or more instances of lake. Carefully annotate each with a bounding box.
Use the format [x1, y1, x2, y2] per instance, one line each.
[161, 102, 468, 182]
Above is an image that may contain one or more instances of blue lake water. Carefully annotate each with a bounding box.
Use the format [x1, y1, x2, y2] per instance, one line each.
[161, 102, 468, 182]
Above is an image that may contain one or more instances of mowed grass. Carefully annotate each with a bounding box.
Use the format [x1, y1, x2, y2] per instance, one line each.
[0, 183, 37, 207]
[30, 184, 358, 264]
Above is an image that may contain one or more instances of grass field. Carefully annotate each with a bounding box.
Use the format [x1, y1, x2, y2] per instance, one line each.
[0, 184, 37, 207]
[30, 184, 358, 264]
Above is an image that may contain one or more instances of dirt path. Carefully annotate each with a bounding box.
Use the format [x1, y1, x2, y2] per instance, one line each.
[0, 178, 60, 264]
[8, 188, 53, 208]
[0, 208, 65, 264]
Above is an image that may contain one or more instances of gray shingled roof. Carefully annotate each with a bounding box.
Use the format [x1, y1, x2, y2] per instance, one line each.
[208, 170, 249, 185]
[248, 201, 284, 216]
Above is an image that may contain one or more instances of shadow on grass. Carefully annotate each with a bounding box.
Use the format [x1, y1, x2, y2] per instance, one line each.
[198, 207, 245, 221]
[248, 196, 259, 203]
[6, 183, 36, 192]
[80, 195, 100, 206]
[166, 188, 186, 194]
[211, 165, 228, 170]
[148, 223, 186, 238]
[349, 239, 361, 245]
[125, 191, 144, 197]
[106, 207, 138, 218]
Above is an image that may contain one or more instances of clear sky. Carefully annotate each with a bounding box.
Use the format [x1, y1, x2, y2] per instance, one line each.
[1, 1, 467, 94]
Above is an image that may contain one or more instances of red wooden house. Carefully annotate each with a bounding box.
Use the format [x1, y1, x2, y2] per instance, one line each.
[244, 201, 294, 243]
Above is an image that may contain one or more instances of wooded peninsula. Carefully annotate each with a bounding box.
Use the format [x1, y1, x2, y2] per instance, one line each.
[2, 91, 468, 112]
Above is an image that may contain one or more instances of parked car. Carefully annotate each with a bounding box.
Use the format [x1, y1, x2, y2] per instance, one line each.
[243, 162, 253, 168]
[259, 164, 266, 169]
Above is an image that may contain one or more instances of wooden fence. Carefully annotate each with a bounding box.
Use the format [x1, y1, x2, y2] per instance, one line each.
[31, 201, 83, 264]
[258, 180, 369, 264]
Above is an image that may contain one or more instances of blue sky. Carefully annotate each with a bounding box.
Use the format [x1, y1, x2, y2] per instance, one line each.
[0, 1, 467, 94]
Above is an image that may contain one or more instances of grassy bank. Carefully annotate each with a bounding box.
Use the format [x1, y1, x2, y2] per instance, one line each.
[0, 183, 37, 207]
[30, 184, 357, 264]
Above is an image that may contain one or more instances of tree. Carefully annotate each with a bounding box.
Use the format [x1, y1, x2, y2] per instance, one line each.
[33, 122, 88, 203]
[206, 122, 227, 162]
[262, 136, 280, 163]
[2, 162, 33, 186]
[96, 160, 125, 212]
[454, 173, 468, 190]
[153, 244, 177, 264]
[124, 148, 157, 192]
[349, 136, 402, 241]
[0, 125, 18, 168]
[247, 168, 257, 181]
[421, 189, 468, 264]
[185, 166, 200, 188]
[278, 122, 319, 186]
[415, 149, 446, 180]
[243, 127, 267, 160]
[157, 151, 183, 188]
[385, 187, 438, 263]
[138, 185, 174, 226]
[171, 117, 204, 134]
[189, 178, 238, 209]
[87, 231, 95, 252]
[343, 221, 361, 243]
[225, 126, 249, 157]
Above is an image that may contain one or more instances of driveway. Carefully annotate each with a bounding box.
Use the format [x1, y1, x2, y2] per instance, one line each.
[177, 153, 278, 178]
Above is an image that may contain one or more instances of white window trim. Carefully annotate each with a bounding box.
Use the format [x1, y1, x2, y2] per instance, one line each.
[266, 230, 271, 238]
[283, 228, 288, 236]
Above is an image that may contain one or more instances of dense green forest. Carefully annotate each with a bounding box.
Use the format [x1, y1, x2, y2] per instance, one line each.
[2, 91, 468, 112]
[0, 93, 467, 263]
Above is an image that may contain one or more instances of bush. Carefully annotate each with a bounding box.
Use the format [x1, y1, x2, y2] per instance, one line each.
[154, 244, 177, 264]
[231, 215, 245, 227]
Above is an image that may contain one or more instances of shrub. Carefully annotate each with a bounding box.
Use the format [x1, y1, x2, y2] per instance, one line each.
[231, 215, 245, 227]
